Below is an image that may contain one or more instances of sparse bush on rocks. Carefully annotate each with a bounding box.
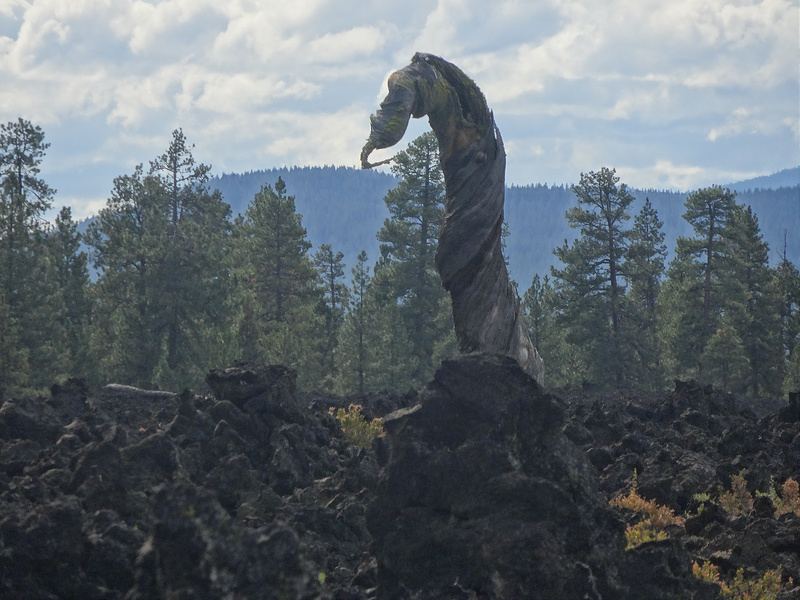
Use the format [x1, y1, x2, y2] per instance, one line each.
[329, 403, 385, 448]
[719, 470, 755, 515]
[774, 478, 800, 517]
[610, 471, 685, 549]
[693, 560, 789, 600]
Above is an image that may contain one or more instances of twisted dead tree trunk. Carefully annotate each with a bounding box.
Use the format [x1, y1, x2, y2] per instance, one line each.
[361, 53, 544, 383]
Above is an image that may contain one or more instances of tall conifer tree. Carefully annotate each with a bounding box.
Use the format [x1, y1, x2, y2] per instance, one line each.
[374, 131, 447, 385]
[313, 243, 347, 384]
[725, 205, 780, 394]
[551, 167, 634, 385]
[234, 177, 323, 387]
[772, 244, 800, 391]
[627, 198, 667, 387]
[337, 250, 373, 395]
[681, 186, 738, 335]
[0, 118, 55, 393]
[87, 130, 232, 388]
[48, 207, 92, 380]
[661, 186, 739, 381]
[522, 274, 584, 387]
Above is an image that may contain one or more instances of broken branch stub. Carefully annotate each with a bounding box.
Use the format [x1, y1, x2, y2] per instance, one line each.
[361, 53, 544, 383]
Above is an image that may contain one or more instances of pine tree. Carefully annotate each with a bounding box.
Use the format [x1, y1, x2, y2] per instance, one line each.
[701, 322, 750, 394]
[47, 207, 92, 380]
[0, 118, 56, 394]
[238, 177, 316, 325]
[661, 186, 739, 380]
[627, 198, 667, 387]
[523, 274, 550, 353]
[522, 273, 584, 387]
[772, 238, 800, 391]
[86, 166, 161, 384]
[783, 345, 800, 396]
[336, 250, 372, 395]
[87, 131, 233, 388]
[149, 129, 232, 381]
[660, 250, 703, 380]
[681, 186, 739, 336]
[234, 176, 323, 387]
[726, 205, 780, 395]
[551, 167, 634, 385]
[369, 294, 418, 392]
[374, 131, 448, 385]
[430, 293, 459, 367]
[313, 243, 347, 384]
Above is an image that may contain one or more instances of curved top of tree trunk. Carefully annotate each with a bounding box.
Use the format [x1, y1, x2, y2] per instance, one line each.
[361, 53, 544, 382]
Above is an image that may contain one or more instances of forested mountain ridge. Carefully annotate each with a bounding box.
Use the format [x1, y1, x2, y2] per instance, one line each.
[210, 166, 800, 287]
[506, 183, 799, 286]
[722, 166, 799, 192]
[210, 166, 397, 280]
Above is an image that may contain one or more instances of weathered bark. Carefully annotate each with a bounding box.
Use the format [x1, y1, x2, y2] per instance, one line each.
[361, 53, 544, 382]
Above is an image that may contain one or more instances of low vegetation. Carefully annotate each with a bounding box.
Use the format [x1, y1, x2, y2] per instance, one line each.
[718, 470, 755, 515]
[693, 561, 789, 600]
[773, 478, 800, 517]
[610, 470, 797, 597]
[716, 472, 800, 518]
[609, 472, 685, 549]
[329, 404, 385, 448]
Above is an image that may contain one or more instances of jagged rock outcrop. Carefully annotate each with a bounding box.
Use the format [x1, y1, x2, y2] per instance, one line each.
[0, 370, 363, 599]
[0, 365, 796, 598]
[367, 354, 722, 599]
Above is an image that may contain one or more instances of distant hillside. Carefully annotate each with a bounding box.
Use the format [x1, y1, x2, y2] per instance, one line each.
[723, 167, 799, 192]
[504, 184, 799, 286]
[211, 166, 799, 288]
[210, 166, 397, 275]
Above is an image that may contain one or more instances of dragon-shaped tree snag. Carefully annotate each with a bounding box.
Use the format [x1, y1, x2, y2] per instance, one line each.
[361, 53, 544, 383]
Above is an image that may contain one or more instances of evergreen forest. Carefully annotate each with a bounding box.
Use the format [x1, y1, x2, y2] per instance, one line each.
[2, 119, 799, 399]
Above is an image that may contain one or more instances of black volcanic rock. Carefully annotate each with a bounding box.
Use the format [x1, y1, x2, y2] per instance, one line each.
[367, 354, 717, 599]
[0, 361, 796, 599]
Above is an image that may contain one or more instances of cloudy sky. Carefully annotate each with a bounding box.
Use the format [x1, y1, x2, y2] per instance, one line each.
[1, 0, 798, 219]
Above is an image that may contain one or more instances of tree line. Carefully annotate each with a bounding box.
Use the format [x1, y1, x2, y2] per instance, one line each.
[1, 119, 798, 398]
[526, 169, 800, 396]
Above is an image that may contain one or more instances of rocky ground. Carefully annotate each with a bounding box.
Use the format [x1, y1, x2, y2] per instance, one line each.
[0, 356, 797, 599]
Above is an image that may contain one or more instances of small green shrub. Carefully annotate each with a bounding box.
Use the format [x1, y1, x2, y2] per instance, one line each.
[693, 561, 790, 600]
[610, 472, 685, 550]
[693, 492, 712, 515]
[329, 404, 385, 448]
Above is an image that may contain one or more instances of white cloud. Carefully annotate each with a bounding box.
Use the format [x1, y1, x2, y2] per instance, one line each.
[470, 22, 599, 105]
[170, 65, 322, 115]
[0, 0, 795, 218]
[107, 69, 174, 127]
[403, 0, 467, 59]
[618, 160, 760, 191]
[210, 0, 329, 64]
[118, 0, 230, 56]
[307, 25, 385, 64]
[57, 196, 107, 220]
[260, 108, 367, 166]
[467, 0, 797, 106]
[0, 1, 31, 18]
[707, 105, 792, 141]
